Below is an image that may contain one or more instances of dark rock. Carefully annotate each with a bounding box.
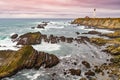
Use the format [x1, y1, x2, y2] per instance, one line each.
[80, 36, 90, 42]
[52, 73, 56, 76]
[85, 70, 95, 76]
[94, 67, 102, 73]
[75, 38, 82, 44]
[82, 61, 91, 68]
[10, 33, 18, 39]
[76, 32, 80, 35]
[31, 27, 35, 29]
[60, 36, 66, 42]
[37, 23, 47, 29]
[64, 72, 67, 75]
[49, 35, 58, 44]
[17, 32, 41, 45]
[69, 69, 81, 76]
[66, 38, 73, 43]
[83, 31, 101, 35]
[73, 62, 77, 65]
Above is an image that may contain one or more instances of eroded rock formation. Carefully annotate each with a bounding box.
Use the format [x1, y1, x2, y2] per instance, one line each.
[0, 45, 59, 79]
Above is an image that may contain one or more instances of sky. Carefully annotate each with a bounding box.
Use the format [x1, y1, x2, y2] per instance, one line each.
[0, 0, 120, 18]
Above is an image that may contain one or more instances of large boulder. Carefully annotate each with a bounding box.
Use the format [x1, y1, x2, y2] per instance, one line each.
[17, 32, 41, 45]
[0, 45, 59, 79]
[10, 33, 18, 39]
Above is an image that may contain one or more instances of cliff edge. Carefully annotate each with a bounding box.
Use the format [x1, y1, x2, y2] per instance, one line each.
[72, 18, 120, 29]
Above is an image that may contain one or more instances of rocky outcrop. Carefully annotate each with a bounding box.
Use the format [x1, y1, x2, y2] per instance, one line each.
[37, 22, 48, 29]
[0, 45, 59, 79]
[69, 69, 81, 76]
[10, 33, 18, 39]
[17, 32, 41, 45]
[72, 18, 120, 29]
[104, 45, 120, 55]
[90, 38, 107, 46]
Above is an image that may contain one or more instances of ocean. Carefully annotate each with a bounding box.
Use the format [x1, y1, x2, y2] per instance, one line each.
[0, 18, 114, 80]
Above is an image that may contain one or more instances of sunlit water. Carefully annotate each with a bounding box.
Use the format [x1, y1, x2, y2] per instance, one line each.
[0, 18, 114, 80]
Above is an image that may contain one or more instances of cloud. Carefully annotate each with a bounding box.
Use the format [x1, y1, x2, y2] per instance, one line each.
[0, 0, 119, 18]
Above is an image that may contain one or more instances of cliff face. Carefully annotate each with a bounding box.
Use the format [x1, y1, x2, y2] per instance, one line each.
[72, 18, 120, 29]
[0, 45, 59, 79]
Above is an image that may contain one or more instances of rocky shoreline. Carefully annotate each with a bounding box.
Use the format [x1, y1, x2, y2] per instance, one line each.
[0, 19, 120, 80]
[71, 18, 120, 79]
[0, 45, 59, 79]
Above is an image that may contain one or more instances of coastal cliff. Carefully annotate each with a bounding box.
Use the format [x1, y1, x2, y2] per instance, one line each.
[0, 45, 59, 79]
[72, 18, 120, 29]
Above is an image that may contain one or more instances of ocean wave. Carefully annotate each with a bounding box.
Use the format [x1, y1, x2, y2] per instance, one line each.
[0, 37, 19, 51]
[32, 42, 61, 52]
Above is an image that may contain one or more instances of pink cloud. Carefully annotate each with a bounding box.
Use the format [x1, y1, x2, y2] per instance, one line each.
[0, 0, 119, 18]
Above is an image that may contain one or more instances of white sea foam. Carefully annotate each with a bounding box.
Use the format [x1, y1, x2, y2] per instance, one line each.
[0, 37, 19, 51]
[77, 26, 114, 33]
[84, 28, 114, 33]
[45, 25, 64, 29]
[32, 42, 61, 52]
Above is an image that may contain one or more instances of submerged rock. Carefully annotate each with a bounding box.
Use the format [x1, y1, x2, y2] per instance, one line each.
[17, 32, 41, 45]
[0, 45, 59, 79]
[82, 61, 91, 68]
[37, 23, 48, 29]
[76, 32, 80, 35]
[85, 70, 95, 76]
[69, 69, 81, 76]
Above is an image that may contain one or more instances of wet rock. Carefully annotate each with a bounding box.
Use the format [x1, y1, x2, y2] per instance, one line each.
[0, 45, 59, 79]
[83, 31, 101, 35]
[85, 70, 95, 76]
[75, 38, 82, 44]
[94, 67, 102, 73]
[69, 69, 81, 76]
[60, 36, 66, 42]
[66, 38, 73, 43]
[64, 72, 67, 75]
[17, 32, 41, 45]
[82, 61, 91, 68]
[80, 36, 90, 42]
[52, 73, 56, 76]
[49, 35, 58, 44]
[10, 33, 18, 39]
[31, 27, 35, 29]
[76, 32, 80, 35]
[73, 62, 77, 65]
[80, 78, 87, 80]
[37, 23, 47, 29]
